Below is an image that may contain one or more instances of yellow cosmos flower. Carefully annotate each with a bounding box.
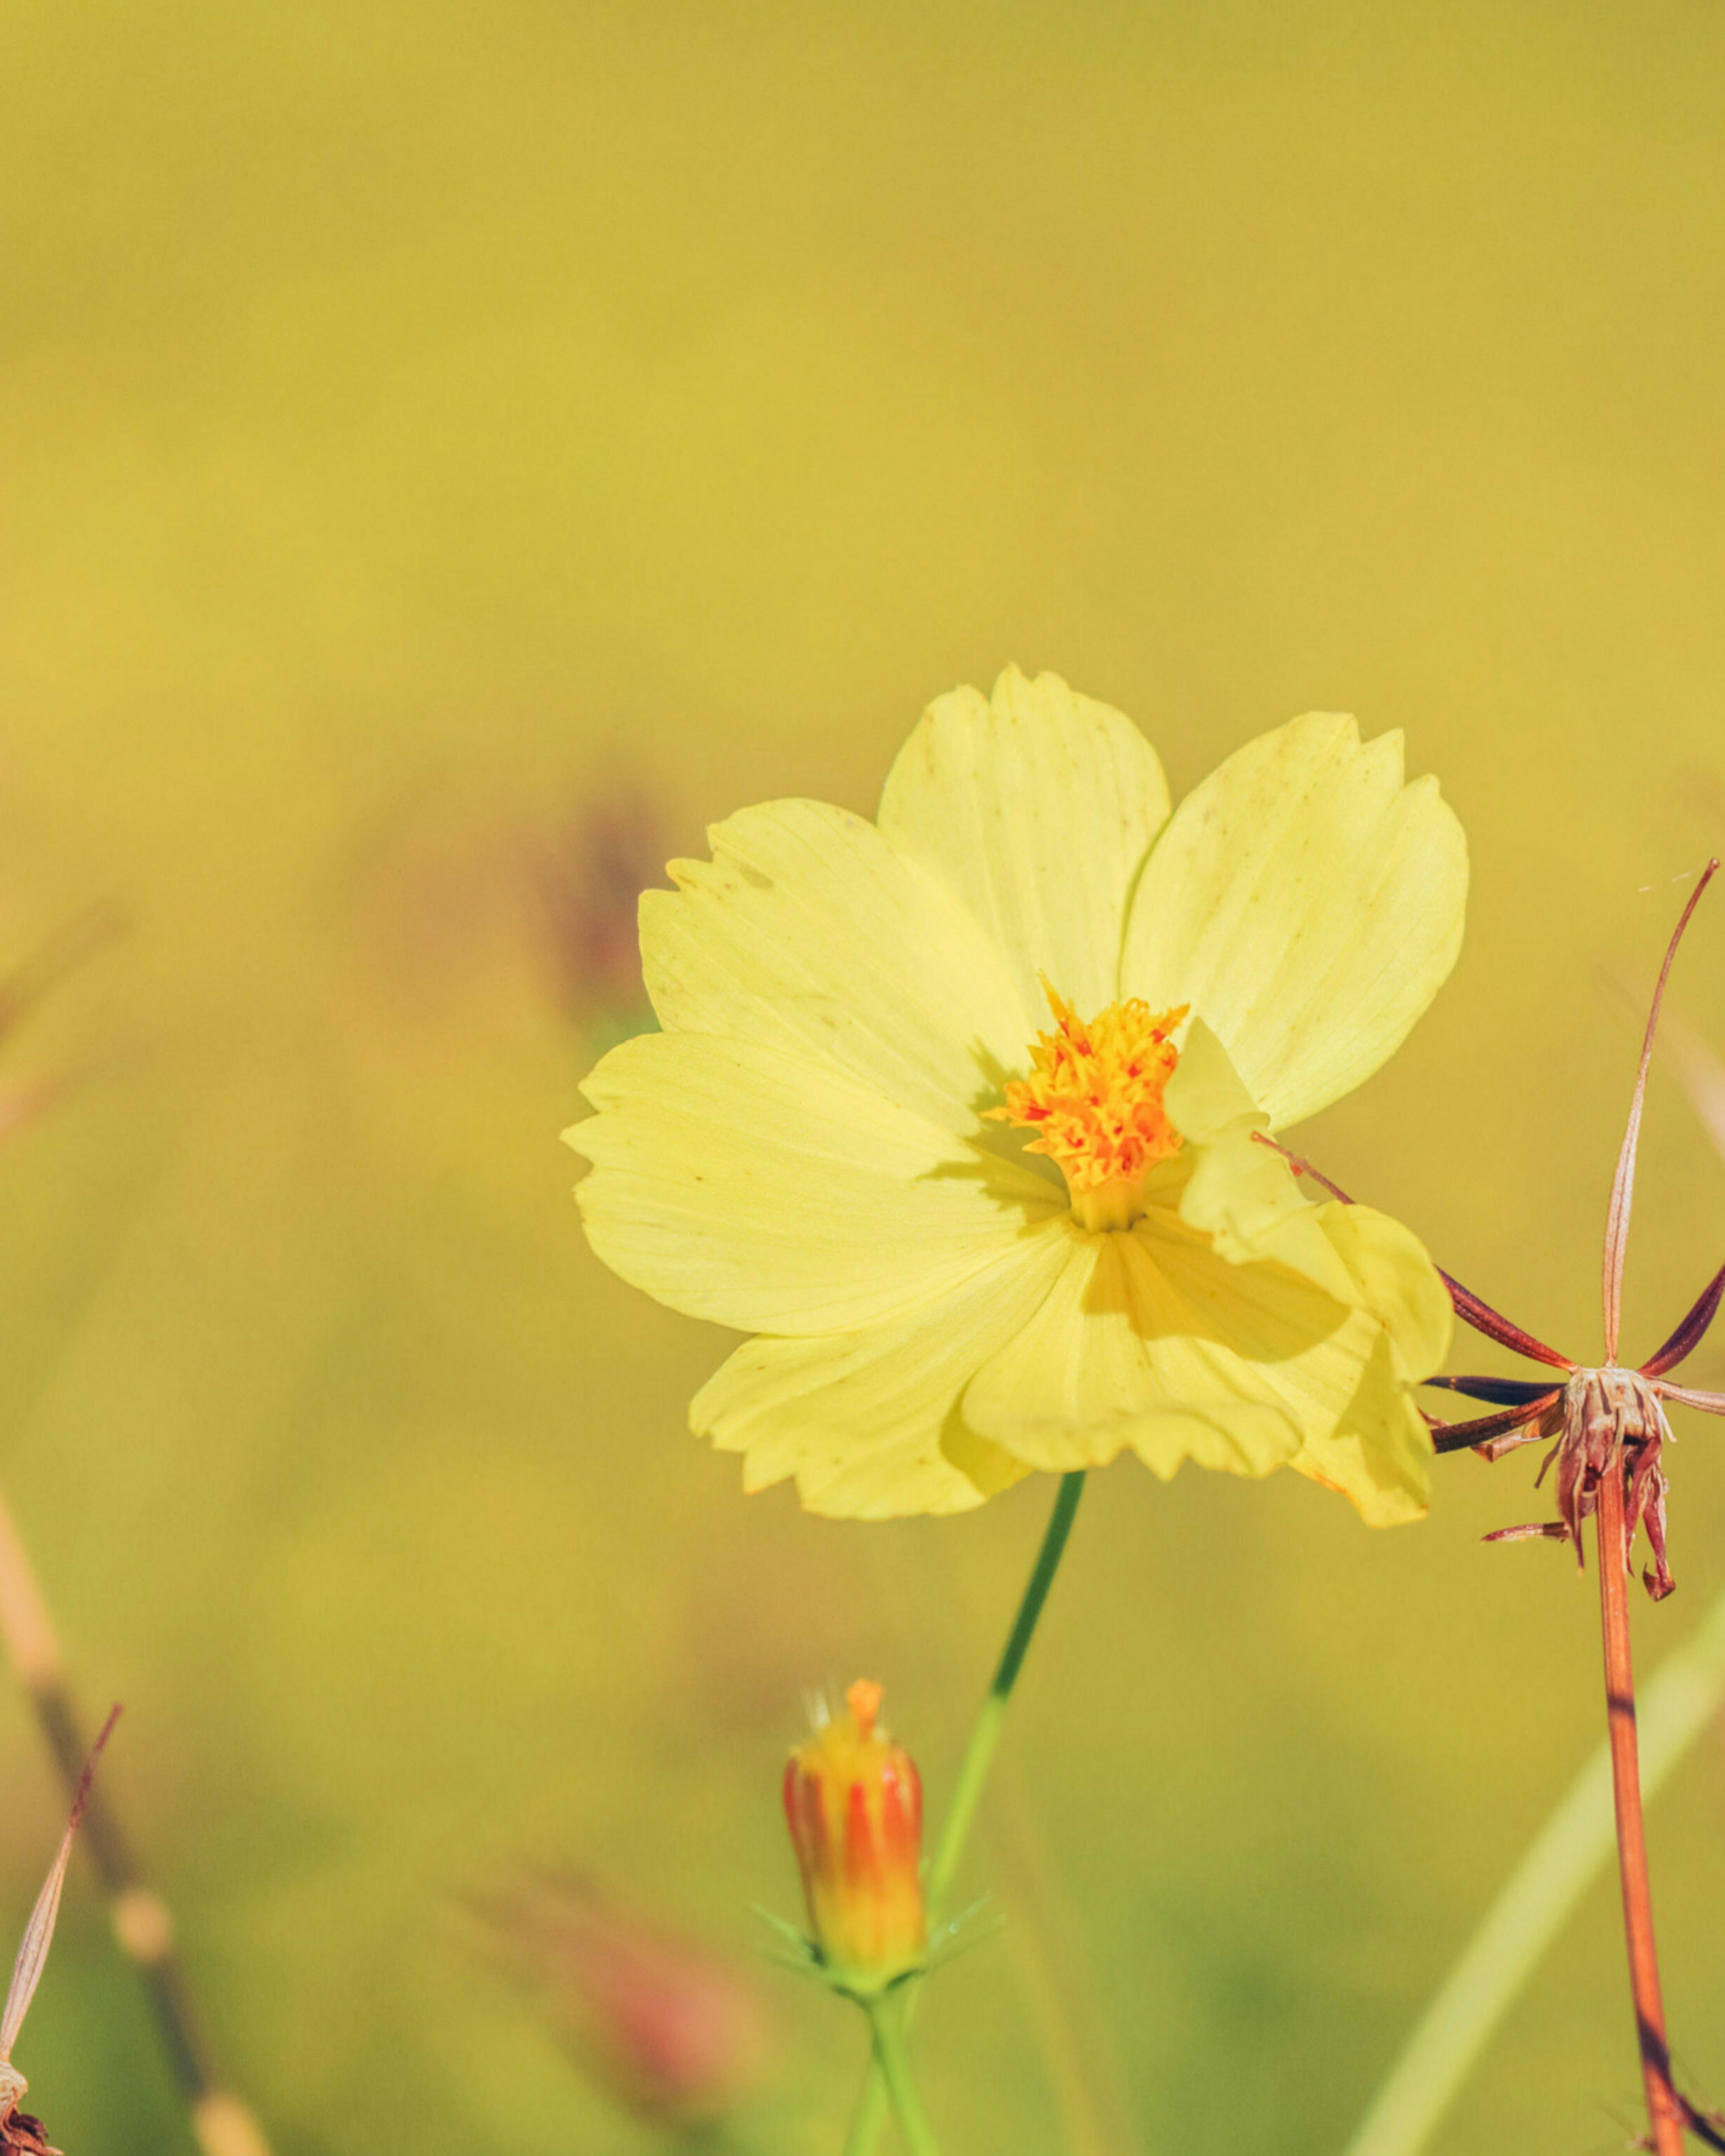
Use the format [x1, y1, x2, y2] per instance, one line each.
[567, 668, 1465, 1526]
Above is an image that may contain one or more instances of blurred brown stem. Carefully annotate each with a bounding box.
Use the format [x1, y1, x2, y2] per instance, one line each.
[1597, 1466, 1685, 2156]
[0, 1483, 272, 2156]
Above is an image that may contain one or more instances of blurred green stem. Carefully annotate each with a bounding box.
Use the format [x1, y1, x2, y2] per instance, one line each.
[864, 1992, 941, 2156]
[1339, 1575, 1725, 2156]
[0, 1482, 275, 2156]
[845, 1471, 1087, 2154]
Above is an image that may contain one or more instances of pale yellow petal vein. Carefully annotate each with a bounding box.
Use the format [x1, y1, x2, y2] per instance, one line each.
[692, 1225, 1071, 1518]
[642, 797, 1030, 1138]
[569, 1031, 1063, 1335]
[1125, 713, 1466, 1129]
[880, 667, 1171, 1028]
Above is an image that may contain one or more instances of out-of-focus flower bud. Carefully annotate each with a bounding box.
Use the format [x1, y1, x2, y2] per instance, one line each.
[477, 1873, 769, 2128]
[523, 791, 662, 1042]
[783, 1680, 924, 1991]
[347, 779, 661, 1050]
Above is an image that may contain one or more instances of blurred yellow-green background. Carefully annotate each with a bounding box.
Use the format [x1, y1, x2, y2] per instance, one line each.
[4, 2, 1725, 2150]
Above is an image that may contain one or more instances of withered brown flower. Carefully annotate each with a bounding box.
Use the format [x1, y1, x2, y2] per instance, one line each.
[1419, 860, 1724, 1598]
[1274, 859, 1723, 2156]
[0, 2105, 60, 2156]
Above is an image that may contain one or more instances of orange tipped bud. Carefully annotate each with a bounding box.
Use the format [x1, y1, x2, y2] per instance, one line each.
[783, 1681, 924, 1988]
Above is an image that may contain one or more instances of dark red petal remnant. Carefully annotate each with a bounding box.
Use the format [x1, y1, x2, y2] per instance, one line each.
[1425, 1373, 1563, 1407]
[1438, 1275, 1574, 1371]
[0, 2107, 59, 2155]
[1640, 1257, 1725, 1378]
[1654, 1384, 1725, 1417]
[1429, 1392, 1564, 1455]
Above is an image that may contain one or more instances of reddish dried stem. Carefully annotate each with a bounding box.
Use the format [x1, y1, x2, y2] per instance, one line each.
[1427, 1392, 1560, 1454]
[1439, 1273, 1574, 1371]
[1602, 859, 1720, 1364]
[1640, 1257, 1725, 1379]
[1596, 1466, 1685, 2156]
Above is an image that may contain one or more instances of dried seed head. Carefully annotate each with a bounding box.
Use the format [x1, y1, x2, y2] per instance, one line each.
[1425, 864, 1725, 1596]
[0, 2103, 60, 2155]
[1473, 1372, 1679, 1598]
[1567, 1371, 1672, 1583]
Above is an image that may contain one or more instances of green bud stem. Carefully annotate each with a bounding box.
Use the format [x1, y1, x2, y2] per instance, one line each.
[843, 1470, 1087, 2155]
[864, 1990, 942, 2156]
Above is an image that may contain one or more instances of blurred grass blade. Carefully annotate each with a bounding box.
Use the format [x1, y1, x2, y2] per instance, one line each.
[0, 1705, 118, 2063]
[0, 1488, 275, 2156]
[1663, 1008, 1725, 1158]
[1340, 1585, 1725, 2156]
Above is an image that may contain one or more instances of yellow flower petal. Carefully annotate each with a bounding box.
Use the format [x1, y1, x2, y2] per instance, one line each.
[1161, 1014, 1261, 1144]
[642, 799, 1031, 1139]
[568, 675, 1465, 1523]
[1287, 1330, 1435, 1526]
[878, 666, 1171, 1026]
[1124, 713, 1467, 1129]
[692, 1231, 1070, 1518]
[1167, 1018, 1451, 1385]
[964, 1217, 1365, 1480]
[1318, 1203, 1454, 1384]
[569, 1031, 1062, 1335]
[1195, 1152, 1451, 1395]
[1178, 1119, 1362, 1302]
[1163, 1016, 1353, 1299]
[1166, 1114, 1444, 1521]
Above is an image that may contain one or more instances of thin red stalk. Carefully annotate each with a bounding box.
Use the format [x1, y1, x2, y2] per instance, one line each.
[1252, 1133, 1357, 1207]
[1439, 1273, 1575, 1370]
[1596, 1466, 1685, 2156]
[1602, 860, 1721, 1364]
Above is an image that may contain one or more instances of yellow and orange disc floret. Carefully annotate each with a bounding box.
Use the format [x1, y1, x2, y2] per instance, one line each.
[783, 1681, 924, 1990]
[988, 981, 1189, 1230]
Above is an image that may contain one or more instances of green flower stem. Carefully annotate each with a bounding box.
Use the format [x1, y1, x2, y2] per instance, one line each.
[864, 1992, 942, 2156]
[1339, 1575, 1725, 2156]
[840, 2062, 877, 2156]
[926, 1470, 1088, 1916]
[845, 1471, 1088, 2153]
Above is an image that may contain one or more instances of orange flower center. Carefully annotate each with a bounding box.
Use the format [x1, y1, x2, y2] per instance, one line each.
[989, 982, 1188, 1230]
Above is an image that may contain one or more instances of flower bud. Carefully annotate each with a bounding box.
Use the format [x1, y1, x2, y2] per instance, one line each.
[783, 1680, 924, 1988]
